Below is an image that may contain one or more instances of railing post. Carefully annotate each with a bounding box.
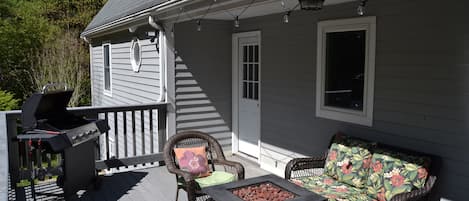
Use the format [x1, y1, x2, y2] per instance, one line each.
[158, 106, 167, 166]
[1, 112, 25, 201]
[0, 113, 8, 201]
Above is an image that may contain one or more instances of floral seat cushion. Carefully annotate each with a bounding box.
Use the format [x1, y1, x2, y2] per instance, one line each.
[324, 142, 373, 188]
[291, 175, 372, 201]
[366, 153, 429, 201]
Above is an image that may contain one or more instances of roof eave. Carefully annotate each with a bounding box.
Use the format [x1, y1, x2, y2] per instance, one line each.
[81, 0, 192, 39]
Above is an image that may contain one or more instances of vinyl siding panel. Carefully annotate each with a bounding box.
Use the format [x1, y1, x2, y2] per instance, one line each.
[232, 0, 469, 200]
[174, 20, 233, 151]
[90, 32, 160, 106]
[89, 26, 162, 166]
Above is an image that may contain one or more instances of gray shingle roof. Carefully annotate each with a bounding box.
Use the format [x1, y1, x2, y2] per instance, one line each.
[83, 0, 167, 34]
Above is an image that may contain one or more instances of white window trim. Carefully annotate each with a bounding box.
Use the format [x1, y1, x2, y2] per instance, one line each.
[315, 16, 376, 126]
[130, 38, 142, 72]
[103, 42, 112, 97]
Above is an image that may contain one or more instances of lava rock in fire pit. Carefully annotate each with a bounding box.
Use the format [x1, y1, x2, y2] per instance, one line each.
[231, 182, 296, 201]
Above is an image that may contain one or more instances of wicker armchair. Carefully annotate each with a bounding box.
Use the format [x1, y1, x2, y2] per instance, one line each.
[163, 131, 245, 201]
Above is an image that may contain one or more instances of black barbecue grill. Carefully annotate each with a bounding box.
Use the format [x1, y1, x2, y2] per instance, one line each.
[16, 84, 109, 199]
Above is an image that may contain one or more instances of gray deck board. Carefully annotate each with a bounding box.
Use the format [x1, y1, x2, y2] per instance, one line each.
[14, 155, 269, 201]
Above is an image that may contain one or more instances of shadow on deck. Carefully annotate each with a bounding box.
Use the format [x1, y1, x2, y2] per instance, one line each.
[11, 155, 269, 201]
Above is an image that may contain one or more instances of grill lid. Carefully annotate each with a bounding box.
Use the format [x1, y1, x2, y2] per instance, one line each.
[21, 90, 74, 131]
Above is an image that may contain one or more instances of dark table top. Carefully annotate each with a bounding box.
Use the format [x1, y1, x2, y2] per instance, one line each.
[202, 174, 326, 201]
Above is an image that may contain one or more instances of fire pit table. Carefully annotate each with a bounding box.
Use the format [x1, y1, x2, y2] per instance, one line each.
[202, 174, 326, 201]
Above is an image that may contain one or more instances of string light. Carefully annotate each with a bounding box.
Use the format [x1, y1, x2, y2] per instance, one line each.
[232, 0, 256, 28]
[234, 16, 240, 28]
[181, 0, 215, 32]
[283, 11, 290, 23]
[281, 2, 300, 24]
[357, 0, 368, 16]
[196, 20, 202, 31]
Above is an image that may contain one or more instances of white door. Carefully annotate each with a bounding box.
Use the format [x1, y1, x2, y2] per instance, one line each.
[234, 32, 261, 158]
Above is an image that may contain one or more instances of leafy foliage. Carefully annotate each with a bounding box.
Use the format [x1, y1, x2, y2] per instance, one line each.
[0, 90, 20, 111]
[32, 30, 90, 106]
[0, 0, 106, 106]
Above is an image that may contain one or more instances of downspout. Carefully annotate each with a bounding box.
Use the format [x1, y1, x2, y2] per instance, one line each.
[149, 16, 166, 102]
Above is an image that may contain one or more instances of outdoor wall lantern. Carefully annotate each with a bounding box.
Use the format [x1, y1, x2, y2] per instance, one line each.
[298, 0, 325, 10]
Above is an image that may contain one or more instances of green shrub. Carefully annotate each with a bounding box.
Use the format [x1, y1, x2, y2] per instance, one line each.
[0, 90, 19, 111]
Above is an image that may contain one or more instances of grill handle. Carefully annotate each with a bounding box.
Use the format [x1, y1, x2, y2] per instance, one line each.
[42, 83, 68, 94]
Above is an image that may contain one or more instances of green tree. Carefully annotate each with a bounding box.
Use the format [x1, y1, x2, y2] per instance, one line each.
[32, 30, 90, 107]
[0, 0, 58, 99]
[0, 90, 20, 111]
[0, 0, 106, 106]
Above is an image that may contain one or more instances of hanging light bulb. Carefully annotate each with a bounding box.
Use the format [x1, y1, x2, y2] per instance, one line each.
[196, 20, 202, 31]
[234, 16, 240, 28]
[171, 27, 175, 38]
[357, 0, 367, 16]
[283, 11, 290, 23]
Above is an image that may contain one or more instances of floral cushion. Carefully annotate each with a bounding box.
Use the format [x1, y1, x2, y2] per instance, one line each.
[174, 146, 210, 177]
[291, 175, 372, 201]
[324, 143, 372, 188]
[366, 153, 429, 201]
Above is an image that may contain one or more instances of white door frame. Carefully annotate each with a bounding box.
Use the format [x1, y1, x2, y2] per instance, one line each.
[232, 31, 261, 162]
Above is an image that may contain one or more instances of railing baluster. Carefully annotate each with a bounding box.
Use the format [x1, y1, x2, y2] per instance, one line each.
[150, 110, 154, 152]
[104, 113, 109, 161]
[123, 111, 128, 158]
[141, 110, 145, 166]
[132, 111, 136, 157]
[141, 110, 145, 155]
[114, 112, 119, 171]
[149, 109, 154, 165]
[114, 112, 119, 159]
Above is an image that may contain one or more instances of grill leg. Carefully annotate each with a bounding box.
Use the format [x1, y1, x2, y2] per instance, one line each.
[28, 160, 36, 201]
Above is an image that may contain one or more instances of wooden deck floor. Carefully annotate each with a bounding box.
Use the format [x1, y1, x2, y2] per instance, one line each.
[16, 155, 270, 201]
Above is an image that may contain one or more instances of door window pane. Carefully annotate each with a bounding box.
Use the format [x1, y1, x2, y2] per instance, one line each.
[324, 31, 366, 111]
[248, 82, 253, 99]
[243, 64, 248, 80]
[254, 64, 259, 81]
[254, 45, 258, 62]
[248, 64, 253, 81]
[243, 46, 248, 62]
[254, 83, 259, 100]
[248, 46, 254, 62]
[243, 82, 247, 98]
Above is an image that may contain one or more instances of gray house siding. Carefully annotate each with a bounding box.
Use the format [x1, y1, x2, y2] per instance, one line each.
[174, 20, 234, 151]
[89, 25, 161, 163]
[90, 26, 161, 106]
[231, 0, 468, 200]
[167, 0, 468, 200]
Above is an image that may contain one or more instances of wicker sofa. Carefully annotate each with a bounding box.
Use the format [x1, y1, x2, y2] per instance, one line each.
[285, 134, 437, 201]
